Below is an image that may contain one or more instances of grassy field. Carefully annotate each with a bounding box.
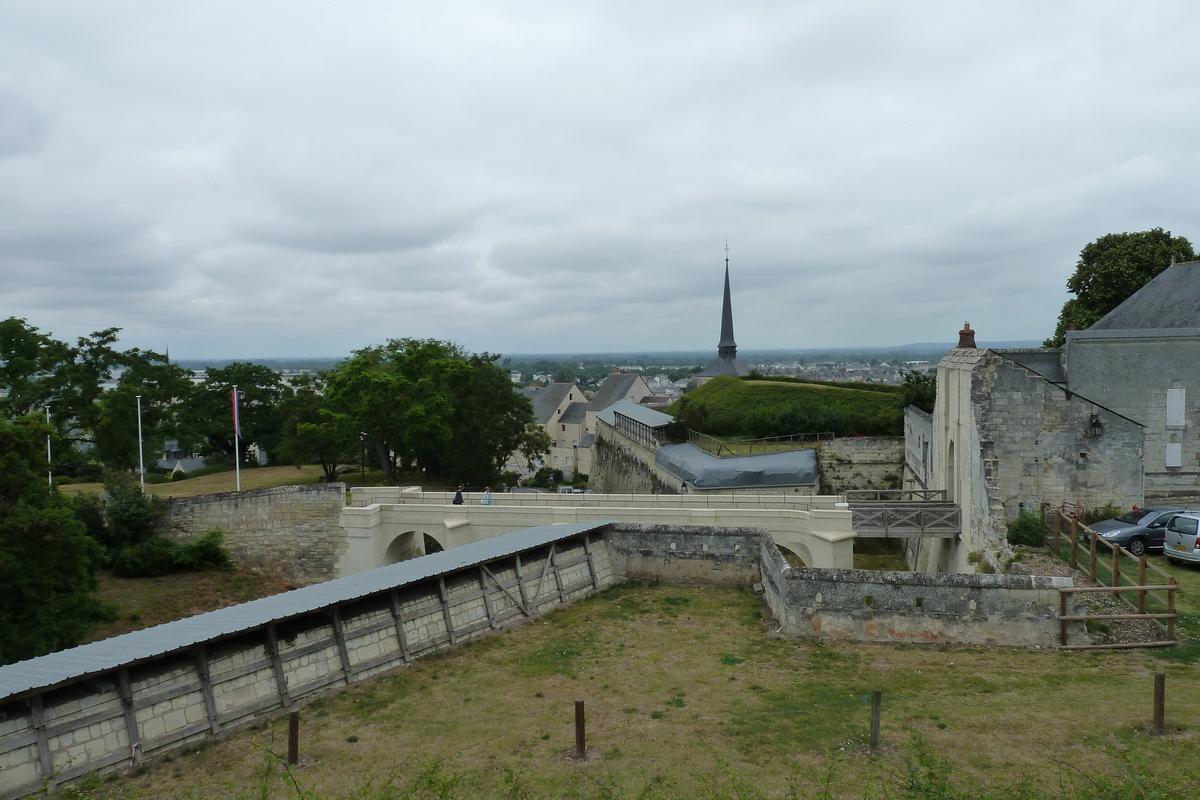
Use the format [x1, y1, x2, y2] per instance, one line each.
[59, 467, 450, 500]
[84, 569, 298, 642]
[73, 581, 1200, 800]
[669, 375, 905, 438]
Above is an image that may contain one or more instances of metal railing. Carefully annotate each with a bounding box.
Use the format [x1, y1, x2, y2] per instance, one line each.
[845, 489, 947, 502]
[687, 429, 835, 458]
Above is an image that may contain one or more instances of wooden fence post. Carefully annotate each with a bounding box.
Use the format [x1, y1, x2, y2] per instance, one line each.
[1051, 508, 1060, 554]
[1167, 579, 1177, 643]
[1068, 516, 1078, 569]
[870, 690, 882, 752]
[1137, 557, 1147, 614]
[288, 711, 299, 766]
[1112, 546, 1121, 599]
[1153, 672, 1165, 734]
[1088, 530, 1098, 582]
[575, 700, 586, 758]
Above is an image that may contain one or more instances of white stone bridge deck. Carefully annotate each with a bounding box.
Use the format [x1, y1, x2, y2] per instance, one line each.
[337, 488, 959, 576]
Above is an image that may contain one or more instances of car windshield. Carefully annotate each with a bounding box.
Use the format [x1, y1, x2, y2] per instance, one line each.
[1115, 509, 1152, 523]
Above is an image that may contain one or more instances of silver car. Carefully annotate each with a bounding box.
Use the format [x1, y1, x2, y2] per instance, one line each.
[1164, 513, 1200, 565]
[1088, 507, 1193, 557]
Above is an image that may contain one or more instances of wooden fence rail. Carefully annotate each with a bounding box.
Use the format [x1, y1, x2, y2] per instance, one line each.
[1041, 504, 1179, 650]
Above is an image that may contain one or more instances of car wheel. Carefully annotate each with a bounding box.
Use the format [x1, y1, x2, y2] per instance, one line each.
[1127, 537, 1147, 557]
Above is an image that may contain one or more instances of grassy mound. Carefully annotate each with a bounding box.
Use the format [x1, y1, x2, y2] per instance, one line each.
[670, 375, 904, 437]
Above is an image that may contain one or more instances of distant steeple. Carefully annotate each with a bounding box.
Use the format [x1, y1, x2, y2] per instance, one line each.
[695, 245, 751, 385]
[718, 244, 737, 358]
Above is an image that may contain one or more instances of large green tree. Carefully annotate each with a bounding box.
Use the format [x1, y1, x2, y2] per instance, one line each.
[178, 362, 288, 462]
[1045, 228, 1194, 347]
[0, 416, 114, 665]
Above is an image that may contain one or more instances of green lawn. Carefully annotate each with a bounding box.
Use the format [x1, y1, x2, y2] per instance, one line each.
[78, 582, 1200, 800]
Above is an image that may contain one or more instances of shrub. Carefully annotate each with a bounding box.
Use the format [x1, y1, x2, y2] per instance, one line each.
[111, 530, 231, 577]
[1085, 502, 1124, 525]
[112, 537, 180, 577]
[1007, 510, 1047, 547]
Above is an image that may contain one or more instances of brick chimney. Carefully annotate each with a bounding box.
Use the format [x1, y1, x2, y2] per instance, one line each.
[957, 323, 976, 349]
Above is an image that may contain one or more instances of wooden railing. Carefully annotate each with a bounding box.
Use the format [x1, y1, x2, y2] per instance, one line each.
[850, 504, 961, 537]
[845, 489, 947, 502]
[1042, 505, 1179, 649]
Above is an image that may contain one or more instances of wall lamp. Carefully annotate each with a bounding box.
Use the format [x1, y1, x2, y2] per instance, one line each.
[1088, 414, 1104, 438]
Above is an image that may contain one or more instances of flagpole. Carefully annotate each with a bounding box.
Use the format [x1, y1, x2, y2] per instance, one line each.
[136, 395, 145, 493]
[233, 384, 241, 492]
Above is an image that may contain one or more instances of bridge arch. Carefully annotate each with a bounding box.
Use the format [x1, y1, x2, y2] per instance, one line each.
[385, 531, 423, 564]
[775, 544, 808, 568]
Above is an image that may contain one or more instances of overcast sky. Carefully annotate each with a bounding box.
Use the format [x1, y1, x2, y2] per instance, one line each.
[3, 1, 1200, 359]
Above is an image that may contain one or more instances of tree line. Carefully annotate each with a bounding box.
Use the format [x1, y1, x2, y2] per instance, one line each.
[0, 320, 550, 487]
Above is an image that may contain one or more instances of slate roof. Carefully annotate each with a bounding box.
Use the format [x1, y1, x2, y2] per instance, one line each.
[558, 402, 587, 425]
[992, 349, 1066, 383]
[604, 399, 674, 428]
[1090, 261, 1200, 330]
[697, 354, 751, 378]
[588, 373, 645, 411]
[518, 383, 576, 424]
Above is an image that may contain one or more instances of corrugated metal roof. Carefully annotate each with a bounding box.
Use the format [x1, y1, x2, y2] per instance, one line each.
[0, 521, 613, 703]
[608, 399, 674, 428]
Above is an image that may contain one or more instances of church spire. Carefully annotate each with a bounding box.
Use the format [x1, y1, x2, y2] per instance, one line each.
[717, 244, 737, 358]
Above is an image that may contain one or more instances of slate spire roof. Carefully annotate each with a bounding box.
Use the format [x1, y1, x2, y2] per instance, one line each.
[698, 247, 751, 379]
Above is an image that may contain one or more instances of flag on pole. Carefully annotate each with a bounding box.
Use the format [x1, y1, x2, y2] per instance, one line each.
[231, 389, 243, 440]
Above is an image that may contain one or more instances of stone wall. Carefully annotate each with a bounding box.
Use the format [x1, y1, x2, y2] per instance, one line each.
[0, 529, 613, 799]
[158, 483, 347, 585]
[590, 422, 681, 494]
[759, 535, 1085, 647]
[604, 524, 763, 586]
[816, 436, 905, 493]
[903, 406, 934, 490]
[1065, 330, 1200, 499]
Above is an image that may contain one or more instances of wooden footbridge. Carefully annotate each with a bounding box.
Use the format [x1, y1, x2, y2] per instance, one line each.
[845, 489, 961, 538]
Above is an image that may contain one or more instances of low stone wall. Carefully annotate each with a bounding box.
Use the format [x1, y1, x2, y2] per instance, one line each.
[759, 537, 1084, 647]
[817, 437, 905, 493]
[604, 524, 762, 586]
[158, 483, 347, 585]
[0, 528, 613, 799]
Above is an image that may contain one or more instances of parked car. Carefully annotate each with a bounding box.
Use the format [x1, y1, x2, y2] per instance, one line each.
[1164, 513, 1200, 565]
[1087, 507, 1196, 557]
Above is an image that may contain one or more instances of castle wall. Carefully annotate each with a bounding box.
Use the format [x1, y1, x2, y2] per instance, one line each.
[158, 483, 348, 585]
[816, 437, 904, 493]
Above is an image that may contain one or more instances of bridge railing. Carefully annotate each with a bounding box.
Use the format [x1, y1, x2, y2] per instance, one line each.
[687, 429, 835, 458]
[845, 489, 947, 502]
[850, 505, 961, 538]
[351, 487, 844, 513]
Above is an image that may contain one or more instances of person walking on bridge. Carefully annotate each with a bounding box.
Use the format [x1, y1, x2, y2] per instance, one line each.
[452, 485, 464, 505]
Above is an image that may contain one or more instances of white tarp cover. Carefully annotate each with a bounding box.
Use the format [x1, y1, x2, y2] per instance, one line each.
[655, 443, 818, 489]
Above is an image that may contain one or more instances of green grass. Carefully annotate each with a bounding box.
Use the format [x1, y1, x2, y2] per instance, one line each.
[668, 375, 904, 438]
[78, 582, 1200, 800]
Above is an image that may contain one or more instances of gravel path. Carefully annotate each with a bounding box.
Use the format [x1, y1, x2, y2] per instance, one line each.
[1012, 548, 1166, 646]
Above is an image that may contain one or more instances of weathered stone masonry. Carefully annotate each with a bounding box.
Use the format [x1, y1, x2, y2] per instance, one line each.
[159, 483, 347, 585]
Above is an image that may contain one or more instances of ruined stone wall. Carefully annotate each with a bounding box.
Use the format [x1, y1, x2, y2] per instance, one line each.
[158, 483, 348, 585]
[816, 437, 904, 493]
[759, 536, 1084, 647]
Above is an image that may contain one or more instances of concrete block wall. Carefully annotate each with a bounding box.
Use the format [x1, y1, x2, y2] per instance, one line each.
[0, 532, 614, 799]
[759, 535, 1086, 647]
[817, 437, 905, 493]
[158, 483, 348, 585]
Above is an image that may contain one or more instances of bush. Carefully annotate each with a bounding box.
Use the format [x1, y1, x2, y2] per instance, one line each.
[1007, 510, 1047, 547]
[102, 472, 164, 550]
[111, 530, 231, 578]
[1085, 502, 1124, 525]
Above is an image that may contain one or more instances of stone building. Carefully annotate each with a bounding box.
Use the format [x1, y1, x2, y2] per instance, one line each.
[910, 324, 1145, 574]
